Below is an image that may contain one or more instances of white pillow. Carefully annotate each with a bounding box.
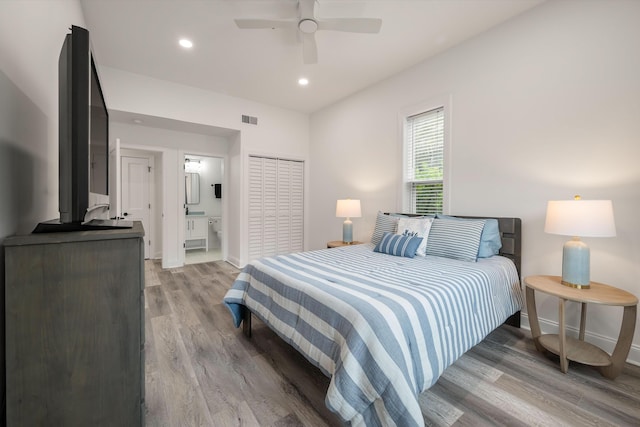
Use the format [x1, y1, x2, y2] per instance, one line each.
[396, 217, 433, 256]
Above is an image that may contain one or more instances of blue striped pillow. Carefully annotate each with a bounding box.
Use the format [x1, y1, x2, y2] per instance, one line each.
[374, 232, 423, 258]
[370, 211, 399, 245]
[436, 214, 501, 258]
[425, 218, 485, 262]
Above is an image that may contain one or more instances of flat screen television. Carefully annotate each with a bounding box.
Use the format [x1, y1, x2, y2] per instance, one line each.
[34, 25, 130, 233]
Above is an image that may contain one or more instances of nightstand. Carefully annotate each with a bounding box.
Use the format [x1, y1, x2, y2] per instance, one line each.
[327, 240, 364, 248]
[524, 275, 637, 379]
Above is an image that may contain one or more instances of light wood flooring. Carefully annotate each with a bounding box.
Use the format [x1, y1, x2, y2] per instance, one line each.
[144, 260, 640, 426]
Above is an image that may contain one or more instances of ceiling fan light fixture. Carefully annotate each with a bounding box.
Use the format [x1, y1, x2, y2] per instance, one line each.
[234, 0, 382, 64]
[298, 19, 318, 34]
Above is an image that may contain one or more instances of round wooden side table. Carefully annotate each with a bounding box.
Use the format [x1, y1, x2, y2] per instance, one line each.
[524, 275, 637, 379]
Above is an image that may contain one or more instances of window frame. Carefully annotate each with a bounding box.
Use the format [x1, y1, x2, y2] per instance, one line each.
[399, 95, 451, 215]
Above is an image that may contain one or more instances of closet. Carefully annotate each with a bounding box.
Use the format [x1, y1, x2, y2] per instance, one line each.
[248, 156, 304, 261]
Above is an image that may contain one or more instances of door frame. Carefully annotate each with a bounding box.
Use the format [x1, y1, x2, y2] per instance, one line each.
[178, 150, 228, 266]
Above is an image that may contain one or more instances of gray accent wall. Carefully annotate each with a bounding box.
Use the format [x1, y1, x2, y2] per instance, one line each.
[0, 2, 87, 422]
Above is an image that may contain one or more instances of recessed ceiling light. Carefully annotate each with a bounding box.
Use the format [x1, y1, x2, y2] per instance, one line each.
[133, 118, 143, 124]
[298, 77, 309, 86]
[179, 38, 193, 49]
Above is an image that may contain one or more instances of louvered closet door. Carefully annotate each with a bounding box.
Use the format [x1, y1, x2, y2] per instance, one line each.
[262, 158, 278, 257]
[247, 157, 263, 261]
[289, 160, 304, 252]
[248, 156, 304, 261]
[276, 159, 304, 254]
[277, 160, 292, 255]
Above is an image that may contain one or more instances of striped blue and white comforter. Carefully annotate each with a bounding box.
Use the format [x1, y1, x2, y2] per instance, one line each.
[224, 244, 522, 427]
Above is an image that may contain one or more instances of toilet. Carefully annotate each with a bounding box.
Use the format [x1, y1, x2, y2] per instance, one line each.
[210, 217, 222, 246]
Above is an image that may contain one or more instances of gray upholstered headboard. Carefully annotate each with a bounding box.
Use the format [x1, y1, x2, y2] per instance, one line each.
[457, 216, 522, 279]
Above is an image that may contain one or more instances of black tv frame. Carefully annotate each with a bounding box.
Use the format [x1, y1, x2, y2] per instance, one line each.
[33, 25, 130, 233]
[59, 25, 91, 224]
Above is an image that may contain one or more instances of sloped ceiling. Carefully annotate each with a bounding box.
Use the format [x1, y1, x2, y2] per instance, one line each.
[82, 0, 544, 114]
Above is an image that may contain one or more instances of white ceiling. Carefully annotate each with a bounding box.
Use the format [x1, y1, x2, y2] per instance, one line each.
[81, 0, 544, 114]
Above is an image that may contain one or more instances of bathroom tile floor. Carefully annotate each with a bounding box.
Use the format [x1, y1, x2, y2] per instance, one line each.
[185, 248, 222, 265]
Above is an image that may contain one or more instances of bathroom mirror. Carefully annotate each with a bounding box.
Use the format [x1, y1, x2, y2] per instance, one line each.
[185, 172, 200, 204]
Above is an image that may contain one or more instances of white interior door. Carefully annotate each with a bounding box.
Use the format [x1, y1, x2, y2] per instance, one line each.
[121, 156, 151, 258]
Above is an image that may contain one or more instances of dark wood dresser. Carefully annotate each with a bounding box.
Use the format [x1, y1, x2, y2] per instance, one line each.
[4, 222, 145, 426]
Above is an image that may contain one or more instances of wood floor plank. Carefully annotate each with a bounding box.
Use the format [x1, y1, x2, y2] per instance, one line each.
[143, 308, 169, 426]
[248, 326, 339, 425]
[144, 368, 171, 427]
[213, 400, 261, 427]
[443, 363, 569, 426]
[470, 336, 640, 419]
[162, 286, 250, 417]
[146, 285, 171, 318]
[418, 389, 464, 427]
[144, 260, 640, 426]
[151, 314, 216, 426]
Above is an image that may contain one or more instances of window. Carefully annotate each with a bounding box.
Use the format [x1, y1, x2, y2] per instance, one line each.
[404, 106, 445, 215]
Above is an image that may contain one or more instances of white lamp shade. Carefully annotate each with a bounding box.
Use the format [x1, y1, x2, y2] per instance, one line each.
[544, 199, 616, 237]
[336, 199, 362, 218]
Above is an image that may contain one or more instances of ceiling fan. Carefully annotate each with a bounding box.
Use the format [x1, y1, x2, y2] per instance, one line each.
[234, 0, 382, 64]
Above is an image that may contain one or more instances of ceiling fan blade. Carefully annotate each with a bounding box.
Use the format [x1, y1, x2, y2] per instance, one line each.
[302, 33, 318, 64]
[234, 19, 297, 30]
[318, 18, 382, 34]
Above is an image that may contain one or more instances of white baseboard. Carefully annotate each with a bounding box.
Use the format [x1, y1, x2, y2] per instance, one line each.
[226, 255, 241, 269]
[162, 258, 182, 269]
[521, 313, 640, 367]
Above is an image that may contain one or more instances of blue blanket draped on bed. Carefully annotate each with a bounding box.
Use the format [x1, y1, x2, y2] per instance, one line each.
[224, 244, 522, 427]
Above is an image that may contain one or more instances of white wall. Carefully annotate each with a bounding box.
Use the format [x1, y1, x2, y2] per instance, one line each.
[227, 133, 242, 267]
[112, 121, 230, 267]
[309, 1, 640, 364]
[0, 0, 85, 236]
[101, 68, 310, 267]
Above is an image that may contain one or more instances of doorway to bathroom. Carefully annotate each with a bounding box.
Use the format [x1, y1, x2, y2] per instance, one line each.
[184, 154, 224, 265]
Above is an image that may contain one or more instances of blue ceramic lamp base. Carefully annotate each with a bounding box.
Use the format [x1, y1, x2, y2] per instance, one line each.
[561, 237, 590, 289]
[342, 219, 353, 244]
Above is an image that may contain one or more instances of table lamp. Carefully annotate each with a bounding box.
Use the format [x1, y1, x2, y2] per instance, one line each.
[544, 195, 616, 289]
[336, 199, 361, 244]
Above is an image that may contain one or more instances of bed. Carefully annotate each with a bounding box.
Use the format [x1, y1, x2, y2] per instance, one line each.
[224, 214, 522, 426]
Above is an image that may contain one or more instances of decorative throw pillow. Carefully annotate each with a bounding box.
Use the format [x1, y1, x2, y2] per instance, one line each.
[425, 218, 485, 262]
[436, 214, 502, 258]
[370, 211, 399, 245]
[396, 217, 433, 256]
[374, 232, 423, 258]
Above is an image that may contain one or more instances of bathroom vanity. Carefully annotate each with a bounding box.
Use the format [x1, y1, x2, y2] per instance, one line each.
[185, 213, 208, 251]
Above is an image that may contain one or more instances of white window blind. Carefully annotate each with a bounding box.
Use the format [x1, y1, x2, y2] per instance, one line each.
[405, 107, 444, 215]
